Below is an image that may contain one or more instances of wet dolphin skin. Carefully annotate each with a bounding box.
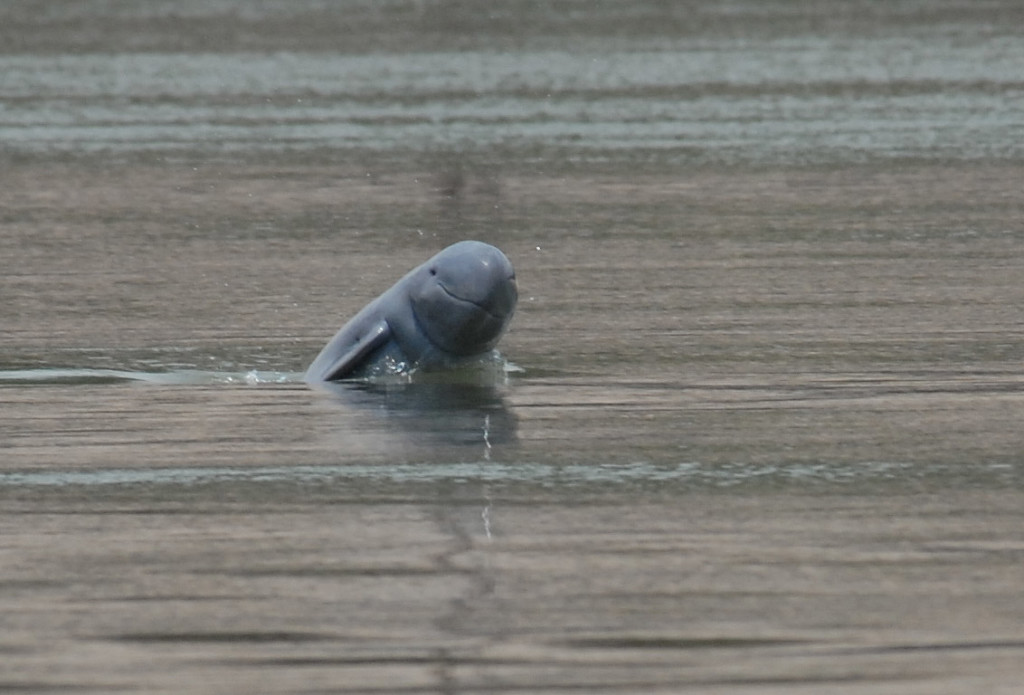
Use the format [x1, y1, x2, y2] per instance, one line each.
[305, 241, 517, 382]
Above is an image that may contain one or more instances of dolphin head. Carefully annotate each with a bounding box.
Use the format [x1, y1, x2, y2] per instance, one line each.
[409, 240, 517, 356]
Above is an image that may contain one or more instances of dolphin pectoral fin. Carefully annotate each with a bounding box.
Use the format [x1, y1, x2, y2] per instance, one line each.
[311, 321, 391, 382]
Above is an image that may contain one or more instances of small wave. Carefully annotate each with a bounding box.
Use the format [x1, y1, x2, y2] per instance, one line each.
[0, 353, 518, 388]
[0, 459, 999, 490]
[0, 368, 301, 386]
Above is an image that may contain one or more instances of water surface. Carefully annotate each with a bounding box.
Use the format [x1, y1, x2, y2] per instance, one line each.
[3, 2, 1024, 693]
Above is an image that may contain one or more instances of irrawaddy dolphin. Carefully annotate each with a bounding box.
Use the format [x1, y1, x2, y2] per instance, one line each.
[304, 240, 517, 382]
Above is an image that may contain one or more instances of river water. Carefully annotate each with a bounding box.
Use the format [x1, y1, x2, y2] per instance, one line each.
[3, 2, 1024, 693]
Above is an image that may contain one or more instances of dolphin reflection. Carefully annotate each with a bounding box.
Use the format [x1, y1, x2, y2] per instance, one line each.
[311, 379, 518, 450]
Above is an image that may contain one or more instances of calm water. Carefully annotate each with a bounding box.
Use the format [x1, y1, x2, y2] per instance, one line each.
[3, 2, 1024, 693]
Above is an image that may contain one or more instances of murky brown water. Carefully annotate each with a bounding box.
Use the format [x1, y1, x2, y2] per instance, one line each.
[3, 2, 1024, 693]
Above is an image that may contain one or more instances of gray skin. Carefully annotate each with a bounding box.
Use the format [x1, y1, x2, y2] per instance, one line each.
[304, 240, 517, 382]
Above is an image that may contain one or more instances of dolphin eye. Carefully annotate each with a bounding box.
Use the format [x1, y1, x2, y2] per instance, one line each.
[429, 267, 437, 276]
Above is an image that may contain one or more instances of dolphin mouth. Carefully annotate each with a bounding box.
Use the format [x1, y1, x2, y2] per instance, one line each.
[438, 282, 505, 321]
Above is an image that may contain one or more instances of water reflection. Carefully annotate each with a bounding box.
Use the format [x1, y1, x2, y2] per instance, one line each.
[311, 379, 518, 450]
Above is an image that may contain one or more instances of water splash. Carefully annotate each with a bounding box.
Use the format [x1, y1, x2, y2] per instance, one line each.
[482, 414, 492, 461]
[481, 496, 493, 541]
